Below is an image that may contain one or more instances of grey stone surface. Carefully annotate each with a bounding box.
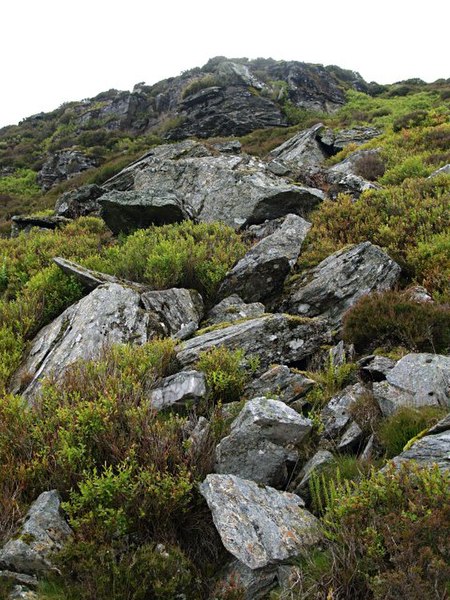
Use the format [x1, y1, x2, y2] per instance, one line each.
[337, 421, 364, 451]
[199, 474, 320, 570]
[53, 257, 137, 292]
[282, 242, 401, 329]
[269, 123, 327, 166]
[10, 215, 71, 238]
[373, 353, 450, 416]
[54, 184, 105, 219]
[428, 163, 450, 178]
[391, 430, 450, 473]
[38, 150, 96, 190]
[215, 559, 277, 599]
[140, 288, 204, 339]
[99, 140, 324, 233]
[294, 449, 334, 496]
[149, 370, 207, 411]
[205, 295, 265, 326]
[244, 365, 315, 404]
[0, 491, 72, 577]
[215, 397, 312, 486]
[427, 413, 450, 435]
[218, 214, 311, 303]
[318, 126, 382, 151]
[359, 354, 396, 381]
[8, 586, 38, 600]
[321, 383, 366, 439]
[177, 314, 329, 373]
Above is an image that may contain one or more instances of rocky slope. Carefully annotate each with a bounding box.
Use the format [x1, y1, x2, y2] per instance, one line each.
[0, 61, 449, 599]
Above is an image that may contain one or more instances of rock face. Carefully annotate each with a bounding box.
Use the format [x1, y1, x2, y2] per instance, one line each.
[244, 365, 315, 404]
[99, 140, 324, 233]
[0, 491, 72, 576]
[205, 295, 266, 326]
[54, 184, 105, 219]
[373, 353, 450, 416]
[199, 474, 320, 569]
[282, 242, 401, 329]
[218, 214, 311, 303]
[269, 123, 328, 166]
[177, 314, 329, 372]
[37, 150, 96, 190]
[12, 283, 203, 398]
[215, 397, 312, 486]
[10, 216, 71, 238]
[149, 370, 207, 411]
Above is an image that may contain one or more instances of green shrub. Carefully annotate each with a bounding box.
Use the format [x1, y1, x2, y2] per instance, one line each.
[181, 75, 220, 98]
[0, 168, 40, 199]
[377, 406, 448, 458]
[196, 346, 258, 406]
[392, 109, 428, 132]
[88, 221, 248, 303]
[305, 350, 358, 408]
[342, 290, 450, 354]
[380, 156, 430, 184]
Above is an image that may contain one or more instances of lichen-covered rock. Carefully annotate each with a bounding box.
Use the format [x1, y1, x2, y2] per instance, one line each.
[99, 140, 324, 233]
[214, 559, 277, 599]
[269, 123, 327, 166]
[38, 150, 96, 190]
[205, 295, 265, 326]
[53, 257, 137, 292]
[282, 242, 401, 329]
[294, 450, 334, 497]
[215, 397, 312, 486]
[244, 365, 315, 404]
[54, 184, 105, 218]
[391, 430, 450, 473]
[321, 383, 367, 439]
[10, 215, 71, 238]
[373, 353, 450, 417]
[218, 214, 311, 303]
[149, 370, 207, 411]
[0, 491, 72, 577]
[177, 314, 329, 372]
[199, 474, 320, 570]
[140, 288, 204, 340]
[359, 354, 396, 382]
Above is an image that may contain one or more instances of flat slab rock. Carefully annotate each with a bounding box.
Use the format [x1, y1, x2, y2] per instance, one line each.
[282, 241, 401, 329]
[177, 314, 329, 373]
[218, 213, 311, 303]
[0, 491, 72, 577]
[244, 364, 315, 404]
[148, 370, 207, 411]
[373, 353, 450, 416]
[199, 474, 320, 570]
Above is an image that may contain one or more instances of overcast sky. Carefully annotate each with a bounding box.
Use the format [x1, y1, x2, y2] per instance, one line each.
[1, 0, 448, 128]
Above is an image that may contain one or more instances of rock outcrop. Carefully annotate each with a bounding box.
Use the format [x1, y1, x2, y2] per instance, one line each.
[177, 314, 329, 372]
[215, 397, 312, 486]
[243, 365, 315, 405]
[54, 184, 105, 219]
[218, 214, 311, 303]
[37, 150, 96, 190]
[282, 242, 401, 329]
[205, 295, 266, 326]
[199, 474, 320, 569]
[149, 370, 207, 411]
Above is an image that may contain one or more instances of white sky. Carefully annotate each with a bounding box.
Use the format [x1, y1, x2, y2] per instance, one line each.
[1, 0, 449, 128]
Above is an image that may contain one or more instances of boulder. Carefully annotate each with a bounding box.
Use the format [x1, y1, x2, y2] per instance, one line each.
[199, 474, 320, 570]
[244, 365, 315, 404]
[214, 559, 277, 599]
[282, 242, 401, 329]
[205, 295, 265, 326]
[12, 283, 203, 399]
[321, 383, 367, 439]
[373, 353, 450, 417]
[98, 141, 324, 233]
[359, 354, 396, 382]
[10, 215, 71, 238]
[269, 123, 327, 166]
[177, 314, 329, 373]
[317, 126, 382, 152]
[140, 288, 204, 340]
[53, 257, 138, 292]
[218, 214, 311, 303]
[0, 491, 72, 577]
[391, 430, 450, 473]
[149, 370, 207, 411]
[54, 184, 105, 218]
[293, 449, 334, 497]
[215, 397, 312, 486]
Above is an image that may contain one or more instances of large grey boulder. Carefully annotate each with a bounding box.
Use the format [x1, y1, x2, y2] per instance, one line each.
[215, 397, 312, 486]
[12, 283, 203, 399]
[0, 491, 72, 577]
[218, 214, 311, 303]
[199, 474, 320, 570]
[269, 123, 327, 166]
[177, 314, 329, 373]
[54, 184, 105, 219]
[98, 141, 324, 233]
[391, 430, 450, 473]
[205, 294, 265, 326]
[373, 353, 450, 417]
[282, 242, 401, 329]
[244, 365, 315, 405]
[149, 370, 207, 411]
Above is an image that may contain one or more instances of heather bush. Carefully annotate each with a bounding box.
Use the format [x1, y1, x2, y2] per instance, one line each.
[87, 220, 248, 303]
[353, 153, 385, 180]
[342, 290, 450, 353]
